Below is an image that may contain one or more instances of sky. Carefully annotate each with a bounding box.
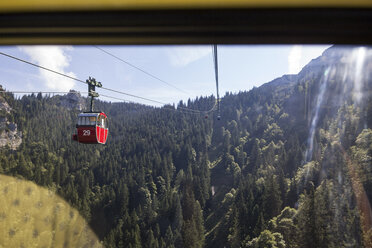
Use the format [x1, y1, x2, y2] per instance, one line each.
[0, 45, 331, 106]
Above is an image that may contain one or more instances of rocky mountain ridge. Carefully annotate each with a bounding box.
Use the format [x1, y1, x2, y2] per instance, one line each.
[0, 87, 22, 149]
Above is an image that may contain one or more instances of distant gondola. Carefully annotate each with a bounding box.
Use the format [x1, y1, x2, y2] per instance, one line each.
[72, 112, 108, 144]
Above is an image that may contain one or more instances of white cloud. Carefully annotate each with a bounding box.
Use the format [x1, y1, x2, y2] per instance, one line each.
[288, 45, 303, 74]
[18, 46, 76, 91]
[167, 46, 211, 67]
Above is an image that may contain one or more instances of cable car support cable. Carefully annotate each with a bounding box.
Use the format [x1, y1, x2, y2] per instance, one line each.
[0, 51, 216, 115]
[94, 46, 190, 96]
[0, 91, 88, 95]
[212, 44, 221, 120]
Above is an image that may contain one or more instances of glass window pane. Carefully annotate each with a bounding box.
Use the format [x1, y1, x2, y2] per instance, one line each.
[89, 116, 96, 125]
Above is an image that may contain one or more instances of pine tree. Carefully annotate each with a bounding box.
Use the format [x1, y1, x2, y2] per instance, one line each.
[263, 175, 282, 219]
[165, 226, 175, 248]
[296, 182, 317, 248]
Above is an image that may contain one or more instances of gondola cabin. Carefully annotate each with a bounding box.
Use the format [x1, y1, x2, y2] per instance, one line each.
[72, 112, 108, 144]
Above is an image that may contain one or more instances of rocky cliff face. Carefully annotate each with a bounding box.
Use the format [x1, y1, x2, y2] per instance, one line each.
[0, 93, 22, 150]
[59, 90, 86, 110]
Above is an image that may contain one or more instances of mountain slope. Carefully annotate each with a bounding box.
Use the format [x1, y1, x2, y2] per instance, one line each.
[0, 45, 371, 248]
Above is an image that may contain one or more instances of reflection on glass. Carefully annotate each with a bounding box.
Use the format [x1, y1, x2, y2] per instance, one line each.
[0, 175, 102, 248]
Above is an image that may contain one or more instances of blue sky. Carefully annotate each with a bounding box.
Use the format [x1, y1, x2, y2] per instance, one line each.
[0, 45, 330, 106]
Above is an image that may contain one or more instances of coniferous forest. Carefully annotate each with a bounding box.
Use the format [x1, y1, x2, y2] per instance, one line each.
[0, 46, 371, 247]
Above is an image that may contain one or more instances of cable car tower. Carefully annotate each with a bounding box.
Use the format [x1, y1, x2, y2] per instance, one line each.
[87, 77, 101, 112]
[72, 77, 109, 144]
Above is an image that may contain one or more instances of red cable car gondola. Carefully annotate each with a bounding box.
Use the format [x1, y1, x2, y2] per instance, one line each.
[72, 112, 108, 144]
[72, 77, 108, 144]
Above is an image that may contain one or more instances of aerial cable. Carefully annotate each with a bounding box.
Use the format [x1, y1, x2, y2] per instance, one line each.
[0, 52, 171, 106]
[100, 83, 211, 113]
[100, 86, 166, 106]
[98, 86, 203, 113]
[0, 51, 170, 106]
[0, 90, 88, 94]
[0, 52, 86, 84]
[94, 46, 217, 113]
[94, 46, 190, 96]
[0, 51, 167, 106]
[212, 44, 221, 120]
[100, 93, 204, 115]
[0, 90, 206, 114]
[0, 89, 201, 115]
[0, 51, 215, 114]
[0, 90, 155, 108]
